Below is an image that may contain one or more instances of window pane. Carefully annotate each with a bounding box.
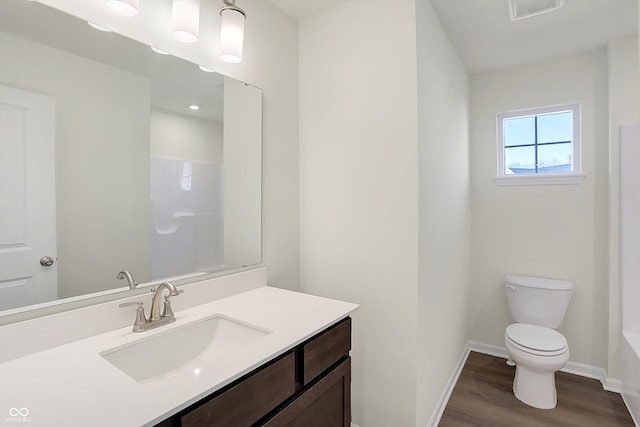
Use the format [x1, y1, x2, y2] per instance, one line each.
[504, 116, 534, 147]
[504, 146, 535, 174]
[537, 142, 572, 173]
[538, 111, 572, 143]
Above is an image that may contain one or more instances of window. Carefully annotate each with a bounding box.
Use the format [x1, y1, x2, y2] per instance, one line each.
[180, 161, 193, 191]
[496, 103, 583, 185]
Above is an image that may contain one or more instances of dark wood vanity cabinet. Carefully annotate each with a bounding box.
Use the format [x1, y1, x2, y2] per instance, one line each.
[157, 317, 352, 427]
[260, 358, 350, 427]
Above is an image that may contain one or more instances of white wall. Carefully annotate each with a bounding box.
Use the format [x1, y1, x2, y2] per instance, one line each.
[37, 0, 300, 291]
[300, 1, 419, 425]
[300, 0, 470, 425]
[150, 110, 222, 164]
[415, 0, 470, 424]
[607, 35, 639, 379]
[470, 50, 610, 371]
[0, 30, 151, 298]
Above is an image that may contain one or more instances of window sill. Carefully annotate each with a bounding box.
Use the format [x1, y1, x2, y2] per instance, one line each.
[494, 173, 585, 186]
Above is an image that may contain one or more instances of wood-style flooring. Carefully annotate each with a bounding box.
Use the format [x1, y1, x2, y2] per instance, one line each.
[439, 351, 635, 427]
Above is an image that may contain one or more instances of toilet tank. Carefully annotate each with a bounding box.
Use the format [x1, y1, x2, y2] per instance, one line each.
[504, 274, 574, 329]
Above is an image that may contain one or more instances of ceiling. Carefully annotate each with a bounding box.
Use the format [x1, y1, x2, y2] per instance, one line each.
[270, 0, 638, 74]
[268, 0, 350, 21]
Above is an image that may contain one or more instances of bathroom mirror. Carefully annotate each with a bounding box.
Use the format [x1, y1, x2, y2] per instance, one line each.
[0, 0, 262, 317]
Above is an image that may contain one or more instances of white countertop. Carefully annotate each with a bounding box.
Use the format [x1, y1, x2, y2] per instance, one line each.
[0, 286, 358, 427]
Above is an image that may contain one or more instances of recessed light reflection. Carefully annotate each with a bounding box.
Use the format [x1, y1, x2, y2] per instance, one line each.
[150, 46, 170, 55]
[198, 65, 215, 73]
[87, 22, 112, 32]
[189, 105, 200, 111]
[193, 367, 202, 376]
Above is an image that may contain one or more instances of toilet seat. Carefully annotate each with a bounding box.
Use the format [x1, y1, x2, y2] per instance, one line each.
[506, 323, 568, 357]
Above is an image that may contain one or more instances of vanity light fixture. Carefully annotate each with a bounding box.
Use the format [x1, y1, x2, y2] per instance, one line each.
[172, 0, 200, 43]
[101, 0, 248, 62]
[104, 0, 139, 17]
[219, 0, 246, 63]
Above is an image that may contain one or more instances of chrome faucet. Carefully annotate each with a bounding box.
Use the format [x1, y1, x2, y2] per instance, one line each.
[116, 270, 138, 290]
[119, 282, 182, 332]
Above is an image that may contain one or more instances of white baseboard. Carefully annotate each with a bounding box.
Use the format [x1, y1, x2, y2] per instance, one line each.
[427, 342, 472, 427]
[622, 394, 640, 427]
[605, 378, 623, 393]
[561, 360, 622, 392]
[467, 341, 622, 393]
[468, 340, 509, 359]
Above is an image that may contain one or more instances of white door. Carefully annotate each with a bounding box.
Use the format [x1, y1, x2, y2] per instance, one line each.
[0, 84, 57, 311]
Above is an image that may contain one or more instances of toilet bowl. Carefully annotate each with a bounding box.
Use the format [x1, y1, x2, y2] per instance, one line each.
[505, 323, 570, 409]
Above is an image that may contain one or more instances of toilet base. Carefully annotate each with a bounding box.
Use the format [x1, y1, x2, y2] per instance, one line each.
[505, 326, 570, 410]
[513, 363, 557, 409]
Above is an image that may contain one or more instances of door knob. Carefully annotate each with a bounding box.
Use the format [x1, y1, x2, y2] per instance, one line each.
[40, 256, 55, 267]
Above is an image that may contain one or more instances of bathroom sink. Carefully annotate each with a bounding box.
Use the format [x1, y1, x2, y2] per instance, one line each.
[100, 314, 271, 383]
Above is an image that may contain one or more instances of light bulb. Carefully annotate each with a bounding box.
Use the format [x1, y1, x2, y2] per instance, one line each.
[219, 7, 245, 63]
[104, 0, 139, 17]
[172, 0, 200, 43]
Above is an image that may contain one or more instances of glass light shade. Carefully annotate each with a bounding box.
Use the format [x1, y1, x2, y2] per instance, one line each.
[172, 0, 200, 43]
[104, 0, 139, 17]
[219, 8, 245, 63]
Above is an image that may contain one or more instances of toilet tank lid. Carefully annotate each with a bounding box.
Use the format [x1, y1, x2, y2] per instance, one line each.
[505, 274, 573, 291]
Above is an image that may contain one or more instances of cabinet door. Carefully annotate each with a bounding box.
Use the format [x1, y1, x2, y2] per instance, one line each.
[261, 357, 351, 427]
[181, 352, 296, 427]
[303, 317, 351, 385]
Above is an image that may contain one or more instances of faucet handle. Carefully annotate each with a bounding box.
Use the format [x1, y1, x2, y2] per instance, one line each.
[119, 301, 142, 308]
[119, 301, 148, 332]
[162, 295, 175, 320]
[161, 289, 183, 319]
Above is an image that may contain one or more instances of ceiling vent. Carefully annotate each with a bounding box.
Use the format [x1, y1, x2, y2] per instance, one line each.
[508, 0, 564, 21]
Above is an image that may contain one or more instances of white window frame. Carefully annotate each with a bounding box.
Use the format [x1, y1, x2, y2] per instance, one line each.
[495, 103, 584, 186]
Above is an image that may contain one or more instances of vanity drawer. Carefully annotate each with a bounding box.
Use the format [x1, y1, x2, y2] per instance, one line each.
[181, 351, 296, 427]
[261, 357, 351, 427]
[302, 317, 351, 385]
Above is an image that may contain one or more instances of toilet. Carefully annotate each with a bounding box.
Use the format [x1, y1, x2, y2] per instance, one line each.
[504, 274, 574, 409]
